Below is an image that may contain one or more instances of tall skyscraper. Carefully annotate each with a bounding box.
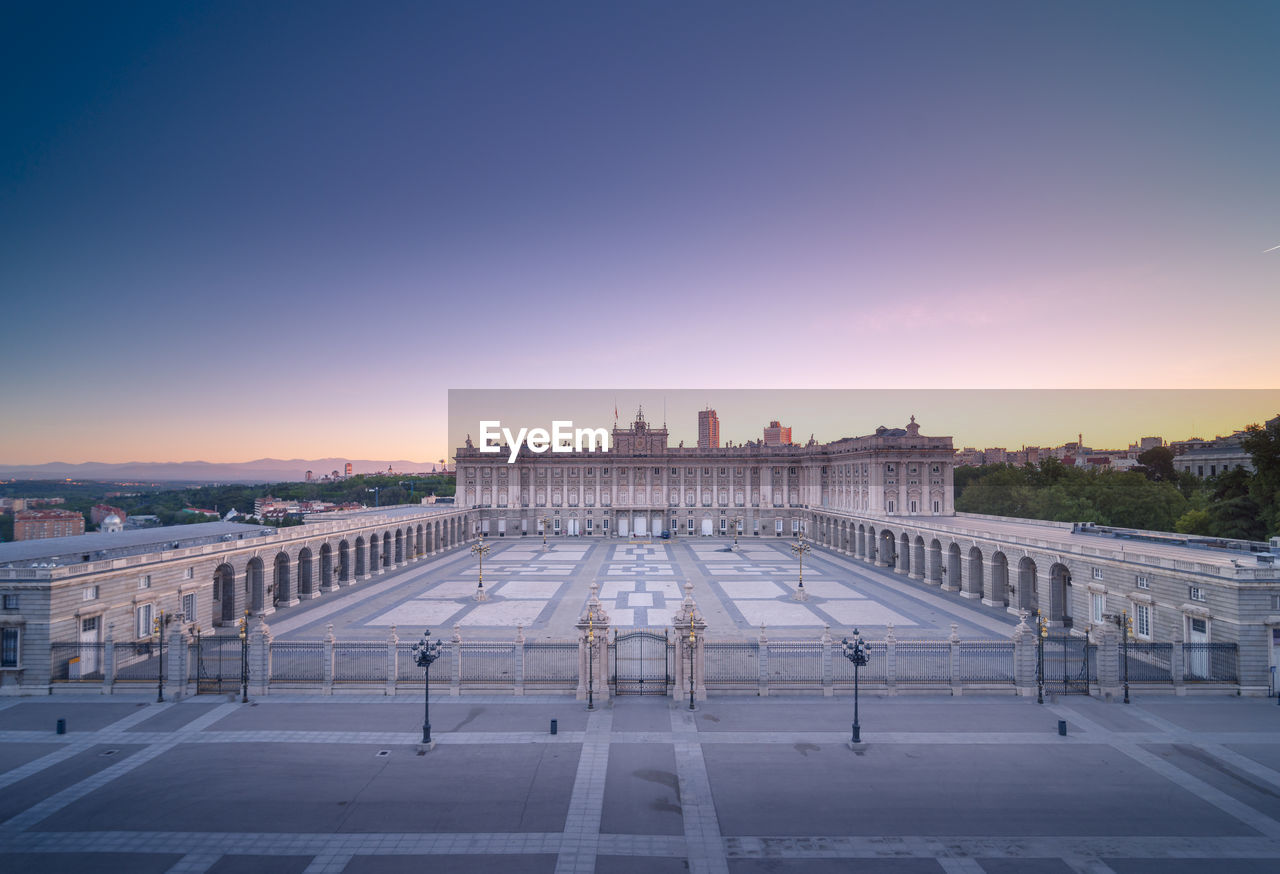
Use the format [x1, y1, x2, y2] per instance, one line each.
[344, 462, 353, 477]
[698, 408, 720, 448]
[763, 420, 792, 446]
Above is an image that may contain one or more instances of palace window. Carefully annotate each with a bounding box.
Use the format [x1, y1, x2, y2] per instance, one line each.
[136, 604, 154, 640]
[1091, 593, 1105, 624]
[0, 627, 19, 668]
[1189, 586, 1206, 602]
[1134, 603, 1151, 638]
[775, 519, 783, 534]
[82, 587, 98, 602]
[139, 575, 151, 590]
[183, 593, 196, 620]
[184, 567, 193, 580]
[1092, 568, 1104, 581]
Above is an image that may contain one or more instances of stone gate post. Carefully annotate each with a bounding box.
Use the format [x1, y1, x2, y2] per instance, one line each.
[1013, 611, 1038, 697]
[672, 581, 708, 702]
[250, 618, 271, 697]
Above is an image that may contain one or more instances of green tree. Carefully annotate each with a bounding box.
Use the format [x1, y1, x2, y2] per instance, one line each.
[1137, 446, 1176, 482]
[1174, 508, 1214, 535]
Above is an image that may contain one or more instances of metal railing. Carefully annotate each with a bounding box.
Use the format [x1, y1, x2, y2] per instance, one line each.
[460, 642, 516, 685]
[112, 642, 162, 682]
[270, 642, 326, 683]
[332, 643, 387, 683]
[703, 640, 759, 687]
[49, 642, 105, 682]
[895, 641, 951, 685]
[523, 641, 578, 687]
[957, 641, 1015, 683]
[766, 641, 823, 684]
[1126, 642, 1173, 683]
[1182, 643, 1238, 682]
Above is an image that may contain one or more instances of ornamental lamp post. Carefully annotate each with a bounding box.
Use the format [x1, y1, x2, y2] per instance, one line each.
[471, 536, 491, 600]
[412, 630, 444, 744]
[1034, 609, 1048, 704]
[1110, 610, 1133, 704]
[841, 629, 870, 744]
[790, 534, 811, 601]
[586, 607, 596, 711]
[731, 516, 742, 548]
[539, 516, 550, 548]
[688, 614, 697, 711]
[152, 610, 169, 703]
[239, 609, 250, 704]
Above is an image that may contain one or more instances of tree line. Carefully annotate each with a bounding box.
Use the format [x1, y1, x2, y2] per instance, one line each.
[954, 417, 1280, 541]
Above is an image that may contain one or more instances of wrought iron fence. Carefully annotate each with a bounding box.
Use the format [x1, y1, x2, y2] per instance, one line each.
[766, 641, 823, 684]
[703, 640, 759, 687]
[49, 642, 105, 682]
[270, 642, 326, 682]
[1126, 642, 1172, 683]
[1182, 643, 1238, 682]
[112, 642, 162, 682]
[523, 641, 578, 687]
[957, 641, 1015, 683]
[460, 642, 516, 685]
[333, 643, 388, 683]
[895, 641, 951, 684]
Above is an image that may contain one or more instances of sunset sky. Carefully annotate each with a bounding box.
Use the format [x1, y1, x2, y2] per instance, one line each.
[2, 2, 1278, 465]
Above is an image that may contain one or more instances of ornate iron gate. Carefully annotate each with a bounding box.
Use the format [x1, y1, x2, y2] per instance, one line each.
[192, 635, 242, 695]
[1041, 635, 1094, 695]
[612, 628, 671, 695]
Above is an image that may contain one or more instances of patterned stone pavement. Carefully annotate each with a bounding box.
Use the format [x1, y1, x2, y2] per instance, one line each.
[266, 538, 1016, 642]
[2, 693, 1279, 873]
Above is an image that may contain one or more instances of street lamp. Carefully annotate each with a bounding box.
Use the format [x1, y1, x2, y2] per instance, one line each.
[471, 536, 491, 600]
[1034, 609, 1048, 704]
[840, 629, 870, 744]
[687, 613, 697, 711]
[238, 609, 250, 704]
[539, 516, 551, 548]
[412, 630, 444, 744]
[586, 607, 596, 711]
[367, 487, 381, 507]
[790, 534, 811, 600]
[731, 516, 742, 548]
[1110, 610, 1133, 704]
[152, 610, 170, 702]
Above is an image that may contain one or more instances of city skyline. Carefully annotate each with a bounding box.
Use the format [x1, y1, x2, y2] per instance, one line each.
[2, 3, 1278, 464]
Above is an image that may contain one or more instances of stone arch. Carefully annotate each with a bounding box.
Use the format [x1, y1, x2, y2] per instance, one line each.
[355, 536, 367, 578]
[246, 556, 265, 614]
[298, 547, 314, 598]
[1049, 562, 1072, 626]
[988, 552, 1009, 607]
[866, 526, 877, 562]
[857, 524, 866, 558]
[338, 540, 351, 583]
[964, 546, 984, 600]
[912, 536, 925, 580]
[945, 543, 963, 591]
[1017, 556, 1037, 612]
[928, 539, 943, 584]
[369, 532, 381, 573]
[878, 529, 897, 568]
[896, 531, 911, 574]
[394, 529, 404, 564]
[215, 563, 236, 624]
[416, 524, 424, 557]
[320, 542, 333, 590]
[273, 551, 291, 608]
[382, 531, 392, 568]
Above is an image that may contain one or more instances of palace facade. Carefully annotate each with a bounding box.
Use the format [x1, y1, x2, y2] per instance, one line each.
[455, 412, 956, 539]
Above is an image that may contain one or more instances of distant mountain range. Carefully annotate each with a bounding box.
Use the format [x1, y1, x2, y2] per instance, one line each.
[0, 458, 447, 483]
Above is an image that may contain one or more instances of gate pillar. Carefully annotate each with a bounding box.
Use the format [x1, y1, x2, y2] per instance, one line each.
[576, 583, 611, 703]
[672, 581, 708, 702]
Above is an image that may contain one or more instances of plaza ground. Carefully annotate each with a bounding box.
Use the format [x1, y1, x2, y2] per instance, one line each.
[2, 691, 1279, 873]
[263, 538, 1017, 642]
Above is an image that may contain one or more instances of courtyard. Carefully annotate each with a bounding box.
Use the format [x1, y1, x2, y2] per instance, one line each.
[264, 538, 1017, 643]
[1, 692, 1278, 873]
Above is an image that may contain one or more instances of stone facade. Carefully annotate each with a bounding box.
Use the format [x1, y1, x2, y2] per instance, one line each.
[0, 505, 473, 689]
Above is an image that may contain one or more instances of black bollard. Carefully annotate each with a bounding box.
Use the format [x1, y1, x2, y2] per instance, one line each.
[56, 718, 66, 735]
[550, 719, 558, 735]
[1058, 719, 1067, 736]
